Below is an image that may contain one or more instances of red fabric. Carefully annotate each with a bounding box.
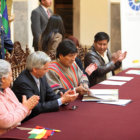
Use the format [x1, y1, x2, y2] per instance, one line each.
[1, 68, 140, 140]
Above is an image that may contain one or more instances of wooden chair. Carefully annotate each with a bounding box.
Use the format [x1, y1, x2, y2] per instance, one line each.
[77, 45, 88, 65]
[5, 41, 30, 80]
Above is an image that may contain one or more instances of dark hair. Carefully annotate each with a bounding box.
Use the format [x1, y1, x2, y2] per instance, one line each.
[94, 32, 110, 42]
[39, 0, 41, 2]
[56, 39, 78, 58]
[67, 35, 80, 47]
[41, 14, 65, 52]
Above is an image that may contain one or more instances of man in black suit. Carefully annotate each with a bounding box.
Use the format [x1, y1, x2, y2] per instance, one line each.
[12, 51, 78, 121]
[31, 0, 53, 51]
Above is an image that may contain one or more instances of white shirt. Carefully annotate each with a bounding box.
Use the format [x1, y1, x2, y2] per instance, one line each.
[41, 5, 50, 17]
[98, 50, 112, 79]
[30, 73, 62, 106]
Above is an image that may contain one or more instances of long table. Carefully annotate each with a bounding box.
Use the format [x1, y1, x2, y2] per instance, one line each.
[1, 68, 140, 140]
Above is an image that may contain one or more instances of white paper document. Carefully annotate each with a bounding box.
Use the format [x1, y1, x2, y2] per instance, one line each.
[82, 89, 118, 102]
[28, 129, 45, 134]
[108, 76, 133, 81]
[99, 80, 126, 86]
[97, 99, 132, 106]
[125, 70, 140, 75]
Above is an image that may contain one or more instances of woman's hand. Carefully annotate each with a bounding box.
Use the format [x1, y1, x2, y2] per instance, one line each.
[22, 95, 40, 111]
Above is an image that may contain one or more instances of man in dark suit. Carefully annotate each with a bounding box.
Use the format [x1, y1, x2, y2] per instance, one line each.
[31, 0, 53, 51]
[0, 15, 13, 59]
[12, 51, 78, 121]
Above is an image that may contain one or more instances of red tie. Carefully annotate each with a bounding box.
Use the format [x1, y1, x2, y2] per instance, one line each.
[47, 9, 50, 18]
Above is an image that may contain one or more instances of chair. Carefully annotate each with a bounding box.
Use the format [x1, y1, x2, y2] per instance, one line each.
[5, 41, 30, 80]
[77, 45, 88, 65]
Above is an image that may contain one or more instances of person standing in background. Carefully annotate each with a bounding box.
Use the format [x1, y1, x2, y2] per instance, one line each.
[39, 14, 65, 60]
[0, 1, 13, 59]
[31, 0, 53, 51]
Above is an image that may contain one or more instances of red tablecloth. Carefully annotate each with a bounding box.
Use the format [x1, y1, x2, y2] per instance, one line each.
[1, 68, 140, 140]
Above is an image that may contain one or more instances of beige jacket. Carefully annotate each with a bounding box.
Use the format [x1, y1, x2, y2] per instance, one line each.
[39, 32, 62, 60]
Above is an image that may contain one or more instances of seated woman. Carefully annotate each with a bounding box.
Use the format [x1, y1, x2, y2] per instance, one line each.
[0, 60, 39, 135]
[46, 39, 89, 95]
[39, 14, 65, 60]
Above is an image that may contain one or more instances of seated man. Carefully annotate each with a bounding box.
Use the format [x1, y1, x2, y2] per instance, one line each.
[67, 35, 85, 73]
[12, 51, 78, 121]
[84, 32, 127, 87]
[46, 39, 89, 95]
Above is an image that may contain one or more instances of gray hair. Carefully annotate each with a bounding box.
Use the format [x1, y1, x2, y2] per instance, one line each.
[0, 60, 11, 87]
[26, 51, 51, 71]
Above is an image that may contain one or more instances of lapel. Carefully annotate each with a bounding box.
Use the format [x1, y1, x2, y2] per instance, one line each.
[25, 70, 40, 96]
[39, 5, 48, 19]
[93, 46, 105, 63]
[39, 77, 45, 102]
[107, 49, 112, 61]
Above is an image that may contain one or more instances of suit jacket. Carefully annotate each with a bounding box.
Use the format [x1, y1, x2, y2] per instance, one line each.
[84, 46, 121, 87]
[0, 17, 13, 59]
[12, 69, 60, 121]
[31, 5, 53, 51]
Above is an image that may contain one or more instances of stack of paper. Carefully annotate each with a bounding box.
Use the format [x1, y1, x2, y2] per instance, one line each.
[82, 89, 132, 106]
[82, 89, 118, 102]
[99, 80, 126, 86]
[107, 76, 133, 81]
[98, 99, 132, 106]
[125, 70, 140, 75]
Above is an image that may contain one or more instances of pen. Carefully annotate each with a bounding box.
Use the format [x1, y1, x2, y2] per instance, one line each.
[45, 128, 61, 132]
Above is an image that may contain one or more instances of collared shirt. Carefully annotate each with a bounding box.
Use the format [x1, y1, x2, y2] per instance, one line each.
[31, 74, 40, 92]
[97, 50, 112, 78]
[31, 73, 62, 106]
[41, 5, 50, 17]
[0, 88, 28, 135]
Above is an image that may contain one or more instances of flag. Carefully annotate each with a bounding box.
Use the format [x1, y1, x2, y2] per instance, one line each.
[1, 0, 10, 38]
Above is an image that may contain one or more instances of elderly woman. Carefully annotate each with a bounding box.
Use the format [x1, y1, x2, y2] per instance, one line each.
[46, 39, 89, 95]
[0, 60, 39, 135]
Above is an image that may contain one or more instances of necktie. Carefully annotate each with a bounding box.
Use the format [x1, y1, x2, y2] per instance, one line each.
[47, 9, 50, 18]
[36, 79, 40, 92]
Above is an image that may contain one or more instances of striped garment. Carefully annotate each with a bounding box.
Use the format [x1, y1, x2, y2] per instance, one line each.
[46, 60, 88, 92]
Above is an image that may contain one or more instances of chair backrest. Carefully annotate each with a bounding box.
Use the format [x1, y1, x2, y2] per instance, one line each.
[77, 45, 88, 65]
[5, 41, 30, 80]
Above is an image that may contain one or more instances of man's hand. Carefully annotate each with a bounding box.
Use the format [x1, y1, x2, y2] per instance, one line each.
[60, 90, 79, 104]
[85, 63, 97, 76]
[22, 95, 40, 111]
[112, 50, 127, 63]
[118, 51, 127, 62]
[76, 85, 89, 95]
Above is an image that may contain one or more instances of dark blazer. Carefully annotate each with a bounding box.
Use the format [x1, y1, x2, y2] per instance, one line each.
[12, 69, 60, 120]
[0, 17, 13, 59]
[75, 57, 85, 74]
[84, 46, 121, 87]
[31, 5, 53, 51]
